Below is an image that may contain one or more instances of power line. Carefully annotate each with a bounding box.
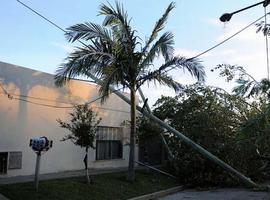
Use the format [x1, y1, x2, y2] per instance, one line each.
[264, 7, 270, 80]
[192, 14, 267, 60]
[0, 91, 130, 113]
[2, 0, 130, 111]
[0, 83, 8, 95]
[15, 0, 270, 79]
[8, 92, 73, 105]
[13, 0, 270, 114]
[15, 0, 89, 49]
[70, 77, 96, 84]
[0, 83, 128, 113]
[163, 11, 270, 75]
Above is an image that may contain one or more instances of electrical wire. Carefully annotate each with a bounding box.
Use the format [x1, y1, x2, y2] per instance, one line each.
[15, 0, 90, 49]
[2, 1, 130, 111]
[0, 83, 8, 95]
[163, 11, 270, 75]
[14, 0, 268, 75]
[13, 0, 270, 108]
[11, 95, 129, 113]
[191, 14, 264, 60]
[0, 83, 129, 113]
[264, 6, 270, 80]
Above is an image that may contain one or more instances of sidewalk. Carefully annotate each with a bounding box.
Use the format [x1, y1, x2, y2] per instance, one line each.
[0, 167, 129, 185]
[0, 194, 8, 200]
[159, 188, 270, 200]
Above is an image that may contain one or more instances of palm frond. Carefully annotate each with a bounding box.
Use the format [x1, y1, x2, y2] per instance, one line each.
[176, 57, 205, 82]
[55, 62, 83, 87]
[65, 22, 113, 44]
[255, 20, 270, 36]
[140, 72, 183, 92]
[99, 1, 128, 27]
[98, 67, 119, 103]
[260, 78, 270, 93]
[99, 1, 134, 51]
[54, 45, 114, 87]
[138, 56, 204, 86]
[232, 79, 256, 97]
[155, 74, 184, 92]
[98, 64, 130, 103]
[142, 2, 175, 54]
[55, 1, 206, 107]
[233, 78, 270, 98]
[140, 31, 174, 70]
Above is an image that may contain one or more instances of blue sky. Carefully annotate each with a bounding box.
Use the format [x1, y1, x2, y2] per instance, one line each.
[0, 0, 269, 105]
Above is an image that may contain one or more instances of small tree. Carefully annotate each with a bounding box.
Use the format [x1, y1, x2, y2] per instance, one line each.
[57, 104, 101, 184]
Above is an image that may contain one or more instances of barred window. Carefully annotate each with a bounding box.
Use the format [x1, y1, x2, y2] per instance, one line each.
[8, 151, 22, 169]
[0, 152, 8, 174]
[96, 127, 123, 160]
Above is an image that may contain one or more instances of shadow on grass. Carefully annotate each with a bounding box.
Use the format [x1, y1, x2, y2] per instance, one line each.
[0, 170, 179, 200]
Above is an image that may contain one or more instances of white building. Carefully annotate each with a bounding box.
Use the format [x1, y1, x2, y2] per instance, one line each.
[0, 61, 137, 177]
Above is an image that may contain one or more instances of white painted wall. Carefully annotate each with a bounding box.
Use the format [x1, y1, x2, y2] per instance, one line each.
[0, 61, 138, 177]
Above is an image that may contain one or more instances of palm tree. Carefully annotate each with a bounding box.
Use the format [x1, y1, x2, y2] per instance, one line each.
[55, 1, 205, 181]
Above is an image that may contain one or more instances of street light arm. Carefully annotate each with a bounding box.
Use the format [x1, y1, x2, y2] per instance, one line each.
[220, 0, 268, 22]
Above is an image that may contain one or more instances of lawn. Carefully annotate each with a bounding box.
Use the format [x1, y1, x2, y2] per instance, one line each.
[0, 170, 179, 200]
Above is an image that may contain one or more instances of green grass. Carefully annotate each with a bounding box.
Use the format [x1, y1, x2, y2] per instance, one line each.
[0, 170, 179, 200]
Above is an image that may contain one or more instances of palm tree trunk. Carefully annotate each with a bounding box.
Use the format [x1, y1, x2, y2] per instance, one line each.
[85, 147, 90, 184]
[127, 88, 136, 181]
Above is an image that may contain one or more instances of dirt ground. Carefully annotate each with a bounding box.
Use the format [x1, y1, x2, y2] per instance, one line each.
[159, 188, 270, 200]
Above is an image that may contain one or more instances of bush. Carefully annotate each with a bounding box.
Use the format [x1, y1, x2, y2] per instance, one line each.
[141, 84, 269, 186]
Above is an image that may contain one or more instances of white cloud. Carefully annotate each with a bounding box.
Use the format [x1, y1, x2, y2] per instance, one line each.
[174, 48, 212, 58]
[205, 18, 224, 26]
[216, 21, 262, 43]
[134, 18, 270, 107]
[51, 42, 75, 53]
[140, 83, 175, 107]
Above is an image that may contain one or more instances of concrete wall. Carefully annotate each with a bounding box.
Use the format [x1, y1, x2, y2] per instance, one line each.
[0, 61, 138, 177]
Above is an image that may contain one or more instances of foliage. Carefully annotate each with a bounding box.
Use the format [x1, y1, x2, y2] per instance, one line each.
[209, 63, 270, 182]
[235, 104, 270, 180]
[256, 20, 270, 36]
[154, 84, 242, 185]
[54, 2, 205, 95]
[142, 83, 270, 186]
[57, 104, 101, 184]
[212, 64, 270, 99]
[57, 104, 101, 149]
[137, 115, 163, 139]
[54, 1, 205, 181]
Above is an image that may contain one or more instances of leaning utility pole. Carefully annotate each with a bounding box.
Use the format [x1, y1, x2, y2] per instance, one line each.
[87, 72, 263, 189]
[138, 88, 174, 160]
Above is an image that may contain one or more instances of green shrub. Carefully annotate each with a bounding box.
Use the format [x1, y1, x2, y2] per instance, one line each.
[139, 84, 270, 186]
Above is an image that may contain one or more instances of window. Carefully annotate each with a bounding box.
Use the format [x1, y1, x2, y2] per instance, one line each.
[0, 152, 8, 174]
[96, 127, 123, 160]
[96, 140, 122, 160]
[8, 152, 22, 170]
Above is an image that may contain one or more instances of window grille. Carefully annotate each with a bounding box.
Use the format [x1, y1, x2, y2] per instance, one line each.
[96, 127, 123, 160]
